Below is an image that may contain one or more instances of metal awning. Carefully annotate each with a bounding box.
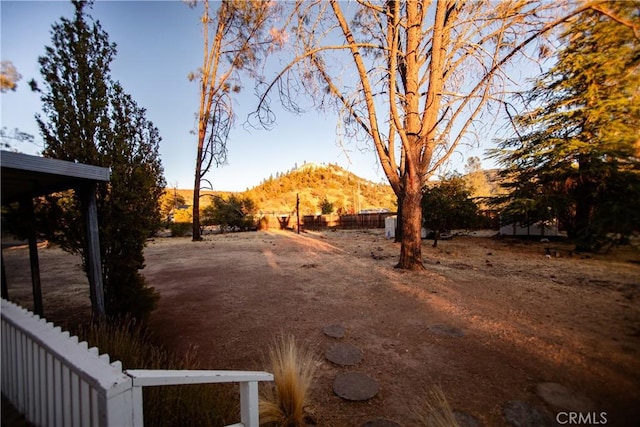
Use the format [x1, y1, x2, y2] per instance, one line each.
[1, 150, 111, 318]
[1, 150, 111, 204]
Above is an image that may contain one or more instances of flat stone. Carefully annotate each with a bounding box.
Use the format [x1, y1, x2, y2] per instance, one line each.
[360, 418, 401, 427]
[428, 324, 465, 338]
[323, 324, 345, 338]
[535, 382, 595, 412]
[333, 372, 379, 401]
[325, 342, 363, 366]
[502, 400, 553, 427]
[454, 411, 482, 427]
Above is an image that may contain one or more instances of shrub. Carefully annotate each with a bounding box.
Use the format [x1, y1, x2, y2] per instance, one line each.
[169, 222, 192, 237]
[259, 335, 317, 426]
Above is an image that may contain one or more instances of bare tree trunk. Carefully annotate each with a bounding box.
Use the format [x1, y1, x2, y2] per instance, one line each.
[396, 170, 424, 270]
[192, 140, 203, 241]
[394, 193, 403, 243]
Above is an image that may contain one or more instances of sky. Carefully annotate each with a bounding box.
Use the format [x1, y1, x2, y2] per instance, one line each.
[1, 0, 495, 192]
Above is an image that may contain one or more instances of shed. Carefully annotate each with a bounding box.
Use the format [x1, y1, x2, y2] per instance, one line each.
[1, 150, 111, 317]
[384, 215, 428, 239]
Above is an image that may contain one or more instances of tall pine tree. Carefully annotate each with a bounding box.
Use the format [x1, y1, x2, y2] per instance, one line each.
[33, 0, 165, 319]
[492, 2, 640, 250]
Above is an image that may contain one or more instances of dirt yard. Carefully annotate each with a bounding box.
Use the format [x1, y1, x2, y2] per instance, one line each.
[3, 229, 639, 426]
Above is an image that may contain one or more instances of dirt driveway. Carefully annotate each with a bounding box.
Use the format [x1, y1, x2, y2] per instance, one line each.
[3, 229, 639, 426]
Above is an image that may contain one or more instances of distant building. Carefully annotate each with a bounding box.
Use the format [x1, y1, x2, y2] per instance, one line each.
[499, 219, 562, 237]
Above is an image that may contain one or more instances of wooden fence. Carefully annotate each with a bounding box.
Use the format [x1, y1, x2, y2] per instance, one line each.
[264, 212, 395, 230]
[1, 299, 273, 427]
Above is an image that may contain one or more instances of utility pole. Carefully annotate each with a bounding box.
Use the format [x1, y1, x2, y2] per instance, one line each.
[296, 193, 300, 234]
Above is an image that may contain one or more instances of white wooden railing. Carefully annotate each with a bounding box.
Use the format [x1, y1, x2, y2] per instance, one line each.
[1, 299, 273, 427]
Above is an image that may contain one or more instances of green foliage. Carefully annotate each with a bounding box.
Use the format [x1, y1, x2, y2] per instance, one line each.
[201, 194, 256, 231]
[32, 0, 165, 320]
[169, 222, 192, 237]
[422, 175, 479, 232]
[319, 197, 334, 214]
[490, 3, 640, 250]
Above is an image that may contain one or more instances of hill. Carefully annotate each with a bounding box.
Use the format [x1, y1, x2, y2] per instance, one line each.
[165, 164, 507, 216]
[242, 163, 396, 215]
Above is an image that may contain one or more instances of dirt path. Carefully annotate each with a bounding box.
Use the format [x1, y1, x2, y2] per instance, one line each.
[3, 229, 639, 426]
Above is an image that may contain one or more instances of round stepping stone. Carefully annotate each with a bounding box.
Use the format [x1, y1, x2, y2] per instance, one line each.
[454, 411, 482, 427]
[333, 372, 379, 401]
[428, 324, 465, 337]
[502, 400, 553, 427]
[323, 324, 345, 338]
[535, 382, 595, 412]
[325, 342, 363, 366]
[360, 419, 401, 427]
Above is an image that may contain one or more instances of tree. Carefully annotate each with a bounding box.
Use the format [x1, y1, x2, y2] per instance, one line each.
[491, 2, 640, 250]
[0, 61, 21, 92]
[1, 127, 34, 151]
[255, 1, 596, 269]
[201, 194, 256, 231]
[159, 189, 187, 222]
[32, 0, 165, 320]
[188, 0, 283, 241]
[319, 197, 333, 214]
[464, 156, 492, 200]
[422, 175, 479, 247]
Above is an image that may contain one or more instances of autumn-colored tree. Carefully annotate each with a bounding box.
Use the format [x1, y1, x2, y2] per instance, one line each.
[0, 61, 21, 92]
[159, 189, 187, 222]
[188, 0, 283, 241]
[255, 1, 597, 269]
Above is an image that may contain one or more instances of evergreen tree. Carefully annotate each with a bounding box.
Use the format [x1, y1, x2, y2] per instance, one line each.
[492, 3, 640, 250]
[33, 0, 165, 319]
[319, 197, 334, 215]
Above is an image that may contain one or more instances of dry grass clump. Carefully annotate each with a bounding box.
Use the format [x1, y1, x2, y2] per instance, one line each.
[79, 317, 237, 427]
[259, 334, 317, 426]
[413, 386, 459, 427]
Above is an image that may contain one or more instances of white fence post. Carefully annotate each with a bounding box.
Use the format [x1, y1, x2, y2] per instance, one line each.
[126, 369, 274, 427]
[1, 299, 274, 427]
[1, 299, 134, 427]
[239, 380, 260, 427]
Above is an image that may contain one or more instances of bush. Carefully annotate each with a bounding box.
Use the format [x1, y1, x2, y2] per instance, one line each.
[169, 222, 192, 237]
